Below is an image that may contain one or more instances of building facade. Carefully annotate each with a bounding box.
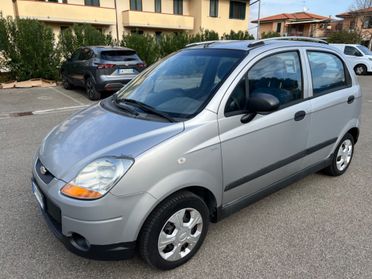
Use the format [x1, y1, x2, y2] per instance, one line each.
[336, 7, 372, 49]
[252, 12, 335, 39]
[0, 0, 250, 40]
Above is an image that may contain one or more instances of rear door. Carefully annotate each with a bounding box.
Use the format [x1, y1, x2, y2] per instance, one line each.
[74, 48, 93, 85]
[64, 49, 81, 85]
[302, 49, 357, 168]
[219, 48, 312, 205]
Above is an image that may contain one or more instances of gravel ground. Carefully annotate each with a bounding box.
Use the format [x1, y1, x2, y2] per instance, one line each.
[0, 77, 371, 278]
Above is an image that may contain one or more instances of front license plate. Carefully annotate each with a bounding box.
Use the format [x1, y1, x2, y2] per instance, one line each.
[32, 181, 45, 209]
[119, 68, 135, 75]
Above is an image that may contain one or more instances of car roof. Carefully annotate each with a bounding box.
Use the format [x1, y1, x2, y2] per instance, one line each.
[186, 38, 337, 52]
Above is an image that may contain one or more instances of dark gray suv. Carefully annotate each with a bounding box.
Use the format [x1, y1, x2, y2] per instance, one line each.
[61, 46, 146, 100]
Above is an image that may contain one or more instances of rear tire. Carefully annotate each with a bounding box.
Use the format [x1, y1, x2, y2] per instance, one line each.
[85, 77, 101, 100]
[354, 64, 367, 75]
[323, 133, 354, 176]
[139, 191, 209, 270]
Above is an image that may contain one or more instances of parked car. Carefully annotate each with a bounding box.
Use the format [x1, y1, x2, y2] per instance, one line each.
[330, 43, 372, 75]
[61, 46, 146, 100]
[32, 38, 361, 270]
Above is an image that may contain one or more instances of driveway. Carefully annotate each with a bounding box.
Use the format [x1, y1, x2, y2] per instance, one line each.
[0, 78, 371, 278]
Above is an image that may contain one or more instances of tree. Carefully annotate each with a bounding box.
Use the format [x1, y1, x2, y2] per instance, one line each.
[58, 24, 113, 59]
[327, 30, 362, 43]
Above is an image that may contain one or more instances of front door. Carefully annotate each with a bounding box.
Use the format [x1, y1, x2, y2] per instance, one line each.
[218, 49, 311, 205]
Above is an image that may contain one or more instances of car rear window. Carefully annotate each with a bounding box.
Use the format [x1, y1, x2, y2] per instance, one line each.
[100, 50, 139, 61]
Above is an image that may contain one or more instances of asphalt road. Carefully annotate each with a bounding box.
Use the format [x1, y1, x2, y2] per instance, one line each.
[0, 79, 371, 278]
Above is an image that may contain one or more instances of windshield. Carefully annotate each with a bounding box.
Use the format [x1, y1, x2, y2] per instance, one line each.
[356, 45, 372, 55]
[115, 49, 245, 120]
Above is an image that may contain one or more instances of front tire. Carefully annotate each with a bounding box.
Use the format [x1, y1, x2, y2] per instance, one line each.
[323, 133, 354, 176]
[62, 73, 73, 90]
[354, 64, 367, 75]
[139, 191, 209, 270]
[85, 77, 101, 100]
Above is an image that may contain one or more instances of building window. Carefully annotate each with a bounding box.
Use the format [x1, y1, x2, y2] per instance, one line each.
[276, 22, 282, 33]
[130, 0, 142, 11]
[363, 16, 372, 29]
[155, 0, 161, 13]
[229, 0, 246, 20]
[174, 0, 183, 15]
[210, 0, 218, 17]
[350, 19, 356, 30]
[85, 0, 99, 6]
[131, 29, 144, 35]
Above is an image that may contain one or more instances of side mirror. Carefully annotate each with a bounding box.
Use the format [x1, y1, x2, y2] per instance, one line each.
[248, 93, 280, 113]
[241, 93, 280, 124]
[355, 52, 363, 57]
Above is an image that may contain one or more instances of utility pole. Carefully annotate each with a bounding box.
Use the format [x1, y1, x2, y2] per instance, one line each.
[114, 0, 120, 44]
[257, 0, 261, 39]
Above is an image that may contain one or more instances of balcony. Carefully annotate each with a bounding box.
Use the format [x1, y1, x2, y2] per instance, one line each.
[17, 0, 116, 25]
[122, 10, 194, 30]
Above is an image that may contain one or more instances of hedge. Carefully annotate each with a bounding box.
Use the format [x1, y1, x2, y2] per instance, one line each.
[0, 16, 60, 81]
[0, 17, 256, 82]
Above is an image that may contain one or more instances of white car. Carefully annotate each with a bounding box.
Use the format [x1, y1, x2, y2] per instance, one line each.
[330, 44, 372, 75]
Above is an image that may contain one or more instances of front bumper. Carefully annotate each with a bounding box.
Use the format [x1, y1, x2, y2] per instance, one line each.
[32, 177, 136, 260]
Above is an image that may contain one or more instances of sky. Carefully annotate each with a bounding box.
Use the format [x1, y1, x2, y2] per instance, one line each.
[248, 0, 355, 37]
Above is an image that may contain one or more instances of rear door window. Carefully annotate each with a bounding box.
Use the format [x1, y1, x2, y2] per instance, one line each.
[100, 50, 140, 61]
[307, 51, 351, 96]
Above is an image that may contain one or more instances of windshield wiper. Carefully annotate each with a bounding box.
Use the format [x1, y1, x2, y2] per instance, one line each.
[112, 95, 139, 116]
[121, 98, 175, 123]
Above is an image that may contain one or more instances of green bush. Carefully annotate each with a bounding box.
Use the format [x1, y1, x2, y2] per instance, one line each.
[327, 30, 362, 44]
[59, 24, 113, 59]
[222, 30, 254, 40]
[121, 32, 160, 65]
[158, 32, 191, 57]
[261, 31, 280, 39]
[0, 16, 60, 81]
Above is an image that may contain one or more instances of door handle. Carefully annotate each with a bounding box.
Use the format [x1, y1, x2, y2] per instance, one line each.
[347, 95, 355, 104]
[294, 110, 306, 121]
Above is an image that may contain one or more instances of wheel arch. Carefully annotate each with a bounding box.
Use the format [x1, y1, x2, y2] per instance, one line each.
[347, 127, 359, 143]
[133, 185, 218, 241]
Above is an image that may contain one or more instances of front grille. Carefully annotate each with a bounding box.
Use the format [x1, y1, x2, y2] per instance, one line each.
[36, 159, 55, 184]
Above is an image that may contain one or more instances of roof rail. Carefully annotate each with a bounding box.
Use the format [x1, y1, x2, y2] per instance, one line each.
[185, 40, 236, 48]
[248, 36, 328, 47]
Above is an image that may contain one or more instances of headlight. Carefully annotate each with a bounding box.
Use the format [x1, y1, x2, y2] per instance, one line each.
[61, 157, 134, 200]
[369, 58, 372, 61]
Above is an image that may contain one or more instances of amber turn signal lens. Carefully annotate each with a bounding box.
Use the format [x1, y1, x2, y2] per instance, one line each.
[61, 184, 102, 199]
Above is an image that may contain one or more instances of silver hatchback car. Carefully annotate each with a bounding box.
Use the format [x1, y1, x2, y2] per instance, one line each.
[32, 38, 362, 270]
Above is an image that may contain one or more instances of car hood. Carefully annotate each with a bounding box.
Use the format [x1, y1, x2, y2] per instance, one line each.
[38, 103, 184, 182]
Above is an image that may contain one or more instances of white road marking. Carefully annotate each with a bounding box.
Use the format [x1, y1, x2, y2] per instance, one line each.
[32, 105, 89, 115]
[49, 86, 85, 106]
[0, 105, 90, 120]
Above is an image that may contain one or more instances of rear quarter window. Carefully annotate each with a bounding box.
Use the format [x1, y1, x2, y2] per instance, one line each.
[100, 50, 140, 61]
[307, 51, 351, 96]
